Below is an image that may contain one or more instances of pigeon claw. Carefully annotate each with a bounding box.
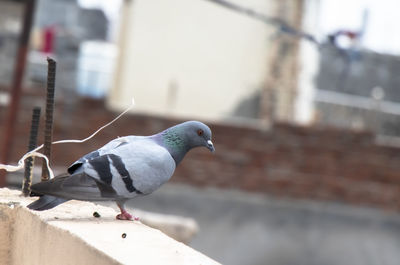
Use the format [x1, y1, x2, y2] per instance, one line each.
[116, 213, 130, 220]
[116, 211, 139, 221]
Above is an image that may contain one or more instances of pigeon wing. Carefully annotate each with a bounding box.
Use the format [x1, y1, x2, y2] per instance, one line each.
[67, 136, 138, 174]
[30, 172, 117, 201]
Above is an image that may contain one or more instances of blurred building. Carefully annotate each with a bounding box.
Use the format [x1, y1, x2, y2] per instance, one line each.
[0, 0, 110, 99]
[107, 0, 310, 125]
[316, 45, 400, 136]
[2, 0, 400, 135]
[0, 0, 22, 86]
[109, 0, 277, 121]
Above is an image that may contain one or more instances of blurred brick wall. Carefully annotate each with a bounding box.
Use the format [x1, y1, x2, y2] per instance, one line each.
[2, 98, 400, 210]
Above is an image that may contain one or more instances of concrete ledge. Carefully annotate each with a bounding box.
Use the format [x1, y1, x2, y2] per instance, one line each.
[7, 171, 199, 244]
[0, 188, 219, 265]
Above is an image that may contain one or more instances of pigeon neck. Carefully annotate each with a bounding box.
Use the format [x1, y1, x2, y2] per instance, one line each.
[157, 129, 189, 165]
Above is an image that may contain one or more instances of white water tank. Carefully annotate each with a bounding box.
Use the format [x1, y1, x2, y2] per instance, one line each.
[77, 41, 117, 98]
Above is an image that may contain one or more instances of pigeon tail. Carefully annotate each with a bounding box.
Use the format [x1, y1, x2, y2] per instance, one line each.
[27, 195, 69, 211]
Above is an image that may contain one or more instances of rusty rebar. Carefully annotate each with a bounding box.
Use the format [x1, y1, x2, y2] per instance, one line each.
[22, 107, 41, 196]
[0, 0, 37, 187]
[41, 58, 56, 181]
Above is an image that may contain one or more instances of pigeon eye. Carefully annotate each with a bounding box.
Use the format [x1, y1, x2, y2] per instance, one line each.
[197, 129, 204, 136]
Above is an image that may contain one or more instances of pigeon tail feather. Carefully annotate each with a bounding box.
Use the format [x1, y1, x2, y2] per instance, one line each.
[27, 195, 69, 211]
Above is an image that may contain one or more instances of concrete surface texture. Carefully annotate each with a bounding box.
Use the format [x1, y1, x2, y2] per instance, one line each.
[0, 188, 219, 265]
[116, 183, 400, 265]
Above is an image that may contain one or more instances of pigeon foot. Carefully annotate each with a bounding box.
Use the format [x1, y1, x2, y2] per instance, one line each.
[116, 211, 139, 221]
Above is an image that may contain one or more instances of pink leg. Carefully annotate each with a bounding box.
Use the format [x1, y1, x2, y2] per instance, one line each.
[116, 203, 139, 221]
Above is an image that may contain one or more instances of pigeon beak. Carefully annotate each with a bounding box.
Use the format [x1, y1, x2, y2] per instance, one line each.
[207, 140, 215, 152]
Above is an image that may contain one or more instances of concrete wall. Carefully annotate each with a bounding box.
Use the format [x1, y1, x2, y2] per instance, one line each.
[0, 188, 219, 265]
[315, 45, 400, 136]
[317, 47, 400, 100]
[109, 0, 274, 120]
[259, 0, 304, 123]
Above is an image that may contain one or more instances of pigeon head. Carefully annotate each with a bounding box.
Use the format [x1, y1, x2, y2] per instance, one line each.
[159, 121, 214, 165]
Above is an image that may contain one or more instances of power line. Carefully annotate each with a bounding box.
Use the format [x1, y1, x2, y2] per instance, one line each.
[203, 0, 320, 45]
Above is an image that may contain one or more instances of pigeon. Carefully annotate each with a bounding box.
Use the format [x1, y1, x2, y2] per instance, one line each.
[27, 121, 214, 220]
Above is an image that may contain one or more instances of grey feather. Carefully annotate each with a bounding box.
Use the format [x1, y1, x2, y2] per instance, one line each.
[27, 195, 69, 211]
[29, 172, 121, 201]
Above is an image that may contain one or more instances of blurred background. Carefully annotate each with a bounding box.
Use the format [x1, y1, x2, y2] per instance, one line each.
[1, 0, 400, 264]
